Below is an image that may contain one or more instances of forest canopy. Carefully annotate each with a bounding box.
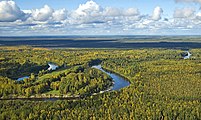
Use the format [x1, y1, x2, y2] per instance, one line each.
[0, 46, 200, 119]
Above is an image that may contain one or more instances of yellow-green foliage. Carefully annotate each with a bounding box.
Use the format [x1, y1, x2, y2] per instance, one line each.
[0, 46, 200, 119]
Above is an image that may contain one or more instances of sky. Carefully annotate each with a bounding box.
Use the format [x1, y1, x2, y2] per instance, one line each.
[0, 0, 201, 36]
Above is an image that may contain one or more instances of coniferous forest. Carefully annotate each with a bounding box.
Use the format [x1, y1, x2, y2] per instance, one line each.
[0, 46, 201, 119]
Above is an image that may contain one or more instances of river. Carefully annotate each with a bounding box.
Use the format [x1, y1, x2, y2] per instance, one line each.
[92, 65, 130, 91]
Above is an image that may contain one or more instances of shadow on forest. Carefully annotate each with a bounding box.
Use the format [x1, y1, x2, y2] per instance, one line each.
[0, 39, 201, 49]
[0, 61, 48, 79]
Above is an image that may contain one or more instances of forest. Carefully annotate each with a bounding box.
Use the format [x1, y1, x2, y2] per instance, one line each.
[0, 46, 200, 119]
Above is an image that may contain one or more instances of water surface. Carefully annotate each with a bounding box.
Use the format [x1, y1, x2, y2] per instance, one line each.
[92, 65, 130, 90]
[17, 76, 29, 81]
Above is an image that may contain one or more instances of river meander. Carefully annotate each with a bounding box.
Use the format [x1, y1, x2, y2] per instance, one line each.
[2, 65, 130, 101]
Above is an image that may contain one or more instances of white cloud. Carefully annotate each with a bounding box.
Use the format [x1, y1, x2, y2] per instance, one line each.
[103, 7, 121, 16]
[175, 0, 201, 4]
[32, 5, 54, 21]
[196, 12, 201, 16]
[75, 0, 102, 16]
[52, 9, 68, 21]
[103, 7, 139, 16]
[69, 0, 103, 24]
[30, 5, 68, 22]
[174, 8, 195, 18]
[22, 10, 32, 14]
[195, 11, 201, 20]
[124, 8, 139, 16]
[152, 6, 163, 21]
[0, 1, 25, 22]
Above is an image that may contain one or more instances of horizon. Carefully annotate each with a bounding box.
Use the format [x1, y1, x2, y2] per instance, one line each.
[1, 35, 201, 37]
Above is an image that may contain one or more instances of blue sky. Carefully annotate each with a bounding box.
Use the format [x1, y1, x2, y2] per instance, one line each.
[0, 0, 201, 35]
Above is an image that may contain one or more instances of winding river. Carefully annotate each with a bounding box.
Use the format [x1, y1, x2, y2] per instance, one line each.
[1, 65, 130, 101]
[92, 65, 130, 91]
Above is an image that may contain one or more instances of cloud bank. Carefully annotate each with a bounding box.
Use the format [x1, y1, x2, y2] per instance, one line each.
[0, 0, 201, 35]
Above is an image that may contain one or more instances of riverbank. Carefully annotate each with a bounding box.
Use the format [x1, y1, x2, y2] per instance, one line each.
[0, 94, 81, 101]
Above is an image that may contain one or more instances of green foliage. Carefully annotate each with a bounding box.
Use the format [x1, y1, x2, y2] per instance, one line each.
[58, 68, 112, 96]
[0, 47, 113, 97]
[0, 47, 201, 119]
